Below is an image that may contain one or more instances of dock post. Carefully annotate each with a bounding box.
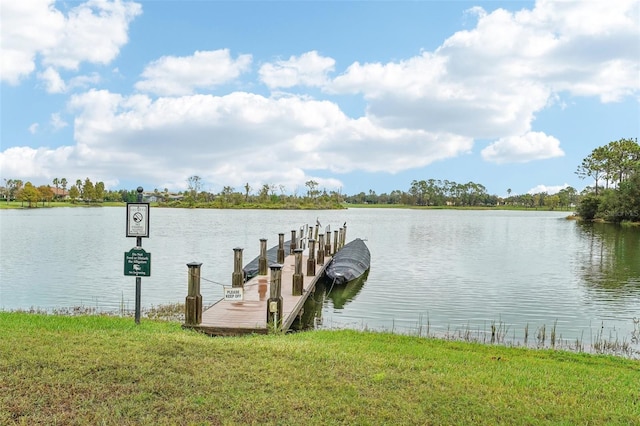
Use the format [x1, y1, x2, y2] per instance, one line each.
[299, 226, 305, 249]
[267, 264, 283, 331]
[333, 230, 339, 254]
[325, 227, 332, 256]
[342, 224, 347, 248]
[232, 247, 244, 287]
[290, 230, 297, 254]
[307, 239, 316, 276]
[184, 262, 203, 326]
[292, 248, 304, 295]
[258, 238, 268, 275]
[308, 225, 313, 244]
[314, 223, 319, 241]
[317, 233, 325, 265]
[339, 227, 344, 250]
[277, 233, 285, 264]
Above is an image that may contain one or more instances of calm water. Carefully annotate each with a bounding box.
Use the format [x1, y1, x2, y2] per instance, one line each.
[1, 207, 639, 351]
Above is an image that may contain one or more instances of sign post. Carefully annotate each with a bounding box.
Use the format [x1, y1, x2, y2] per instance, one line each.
[124, 187, 150, 324]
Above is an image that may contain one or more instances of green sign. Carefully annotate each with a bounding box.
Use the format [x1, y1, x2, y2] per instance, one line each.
[124, 248, 151, 277]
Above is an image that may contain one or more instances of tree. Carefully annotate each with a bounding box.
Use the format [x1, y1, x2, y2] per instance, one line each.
[83, 178, 95, 202]
[576, 146, 607, 195]
[52, 178, 59, 199]
[74, 179, 83, 199]
[305, 180, 319, 199]
[94, 181, 105, 201]
[60, 178, 68, 195]
[576, 194, 600, 221]
[20, 182, 40, 208]
[69, 185, 80, 203]
[3, 178, 13, 202]
[244, 183, 251, 201]
[38, 185, 54, 206]
[187, 175, 202, 203]
[544, 195, 560, 210]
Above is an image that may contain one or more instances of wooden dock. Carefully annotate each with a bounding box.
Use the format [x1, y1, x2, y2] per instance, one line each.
[183, 251, 331, 336]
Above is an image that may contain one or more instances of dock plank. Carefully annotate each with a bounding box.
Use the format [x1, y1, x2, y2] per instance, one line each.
[185, 252, 330, 335]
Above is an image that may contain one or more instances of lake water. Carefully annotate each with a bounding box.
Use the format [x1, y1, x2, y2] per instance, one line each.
[1, 207, 639, 353]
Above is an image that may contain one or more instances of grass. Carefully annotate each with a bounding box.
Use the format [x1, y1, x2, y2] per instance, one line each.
[1, 312, 639, 425]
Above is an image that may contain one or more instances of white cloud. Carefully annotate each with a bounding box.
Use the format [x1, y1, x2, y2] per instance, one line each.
[38, 67, 67, 93]
[41, 0, 142, 70]
[50, 113, 68, 131]
[326, 0, 638, 144]
[0, 0, 141, 84]
[259, 51, 335, 89]
[481, 132, 564, 164]
[135, 50, 252, 96]
[28, 123, 39, 134]
[51, 89, 471, 190]
[0, 146, 75, 179]
[527, 183, 569, 195]
[2, 0, 638, 190]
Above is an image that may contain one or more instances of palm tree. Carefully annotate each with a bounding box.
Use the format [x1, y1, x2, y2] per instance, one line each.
[52, 178, 59, 200]
[61, 178, 68, 200]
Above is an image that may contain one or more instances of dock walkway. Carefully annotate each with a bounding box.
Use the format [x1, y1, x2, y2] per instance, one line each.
[185, 252, 331, 336]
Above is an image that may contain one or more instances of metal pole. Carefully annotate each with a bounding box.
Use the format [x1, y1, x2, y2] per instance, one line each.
[135, 186, 143, 325]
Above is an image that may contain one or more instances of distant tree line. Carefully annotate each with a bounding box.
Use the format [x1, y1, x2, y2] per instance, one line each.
[2, 137, 637, 219]
[575, 138, 640, 222]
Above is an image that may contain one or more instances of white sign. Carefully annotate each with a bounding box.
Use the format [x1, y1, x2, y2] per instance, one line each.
[224, 287, 244, 301]
[126, 203, 149, 238]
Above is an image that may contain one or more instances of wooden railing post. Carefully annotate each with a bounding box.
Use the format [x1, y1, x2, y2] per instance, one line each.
[290, 230, 297, 254]
[317, 233, 325, 265]
[324, 226, 332, 256]
[185, 262, 203, 326]
[342, 224, 347, 248]
[292, 248, 304, 296]
[232, 247, 244, 287]
[267, 264, 283, 331]
[277, 233, 285, 264]
[333, 230, 339, 255]
[258, 238, 267, 275]
[307, 239, 316, 276]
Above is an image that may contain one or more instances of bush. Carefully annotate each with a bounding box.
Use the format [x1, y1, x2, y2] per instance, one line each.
[576, 194, 601, 220]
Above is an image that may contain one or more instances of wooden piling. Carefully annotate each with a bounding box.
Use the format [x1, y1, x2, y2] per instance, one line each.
[290, 230, 297, 254]
[292, 248, 304, 296]
[184, 262, 203, 326]
[342, 224, 347, 248]
[333, 230, 339, 255]
[277, 233, 285, 264]
[324, 227, 332, 256]
[258, 238, 267, 275]
[317, 233, 325, 265]
[307, 239, 316, 276]
[267, 264, 283, 330]
[232, 247, 244, 287]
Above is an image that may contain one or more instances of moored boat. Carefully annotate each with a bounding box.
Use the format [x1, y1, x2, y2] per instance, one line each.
[243, 240, 291, 281]
[324, 238, 370, 285]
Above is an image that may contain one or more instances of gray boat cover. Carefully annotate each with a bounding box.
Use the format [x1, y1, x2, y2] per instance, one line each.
[325, 238, 370, 285]
[243, 240, 292, 281]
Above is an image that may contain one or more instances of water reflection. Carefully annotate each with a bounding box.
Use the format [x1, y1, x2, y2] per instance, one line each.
[291, 271, 369, 330]
[575, 222, 640, 296]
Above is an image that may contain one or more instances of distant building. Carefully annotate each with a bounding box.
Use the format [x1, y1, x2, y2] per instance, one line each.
[51, 187, 69, 199]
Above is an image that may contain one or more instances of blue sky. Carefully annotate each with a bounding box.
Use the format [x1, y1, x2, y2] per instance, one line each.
[1, 0, 638, 197]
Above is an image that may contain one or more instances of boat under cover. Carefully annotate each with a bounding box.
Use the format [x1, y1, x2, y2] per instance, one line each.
[243, 240, 292, 281]
[324, 238, 370, 285]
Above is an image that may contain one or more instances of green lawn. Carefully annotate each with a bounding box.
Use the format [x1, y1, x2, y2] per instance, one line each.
[1, 312, 638, 425]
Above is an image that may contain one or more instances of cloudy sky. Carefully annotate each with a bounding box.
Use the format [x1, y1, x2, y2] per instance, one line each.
[1, 0, 638, 197]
